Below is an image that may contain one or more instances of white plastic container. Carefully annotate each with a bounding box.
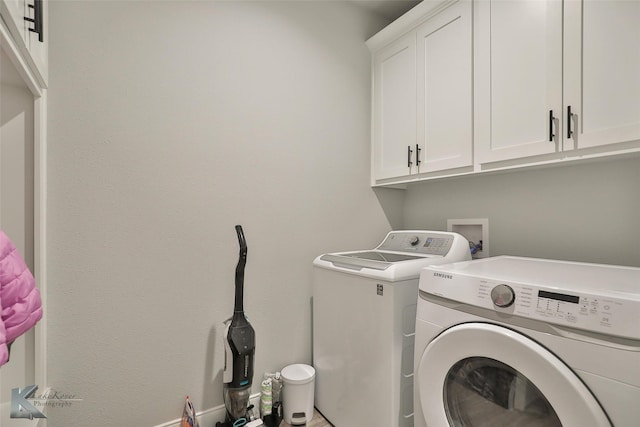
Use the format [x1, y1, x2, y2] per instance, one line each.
[281, 364, 316, 424]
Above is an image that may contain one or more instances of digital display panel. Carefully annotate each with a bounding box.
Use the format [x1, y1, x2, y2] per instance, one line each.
[538, 290, 579, 304]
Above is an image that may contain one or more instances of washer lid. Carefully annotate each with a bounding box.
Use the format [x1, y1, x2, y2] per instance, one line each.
[416, 323, 611, 427]
[337, 251, 426, 262]
[313, 230, 471, 281]
[319, 251, 426, 271]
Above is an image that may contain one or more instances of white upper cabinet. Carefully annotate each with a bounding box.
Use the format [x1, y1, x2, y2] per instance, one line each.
[416, 0, 472, 173]
[371, 32, 418, 181]
[564, 0, 640, 151]
[0, 0, 48, 87]
[475, 0, 562, 163]
[1, 0, 27, 41]
[476, 0, 640, 165]
[369, 0, 473, 184]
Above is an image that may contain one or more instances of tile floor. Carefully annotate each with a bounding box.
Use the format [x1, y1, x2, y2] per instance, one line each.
[279, 409, 331, 426]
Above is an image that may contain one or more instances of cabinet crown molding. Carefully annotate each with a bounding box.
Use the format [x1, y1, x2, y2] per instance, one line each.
[366, 0, 458, 52]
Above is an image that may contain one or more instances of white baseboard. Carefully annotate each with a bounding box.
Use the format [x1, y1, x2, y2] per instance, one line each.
[154, 394, 261, 427]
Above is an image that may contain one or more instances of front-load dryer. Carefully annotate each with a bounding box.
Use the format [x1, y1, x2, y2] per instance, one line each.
[414, 256, 640, 427]
[313, 230, 471, 427]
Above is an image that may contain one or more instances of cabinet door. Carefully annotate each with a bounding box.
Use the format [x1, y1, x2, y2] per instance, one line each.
[475, 0, 563, 163]
[23, 0, 47, 85]
[0, 0, 28, 43]
[1, 0, 48, 86]
[564, 0, 640, 151]
[372, 32, 417, 181]
[416, 0, 472, 173]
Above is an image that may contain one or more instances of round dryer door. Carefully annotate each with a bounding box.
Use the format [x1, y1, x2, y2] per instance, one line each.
[417, 323, 611, 427]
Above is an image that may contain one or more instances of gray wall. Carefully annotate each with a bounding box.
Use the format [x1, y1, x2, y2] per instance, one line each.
[47, 2, 391, 425]
[404, 156, 640, 267]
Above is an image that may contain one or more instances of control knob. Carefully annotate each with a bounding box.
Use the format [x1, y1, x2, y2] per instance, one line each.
[409, 236, 420, 246]
[491, 284, 515, 308]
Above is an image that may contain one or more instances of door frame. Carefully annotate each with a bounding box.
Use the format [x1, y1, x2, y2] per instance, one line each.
[1, 15, 48, 422]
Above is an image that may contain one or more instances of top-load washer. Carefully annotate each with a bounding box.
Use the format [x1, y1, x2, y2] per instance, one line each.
[312, 230, 471, 427]
[414, 256, 640, 427]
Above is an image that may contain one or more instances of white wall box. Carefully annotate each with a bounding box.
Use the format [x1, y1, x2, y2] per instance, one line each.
[475, 0, 640, 166]
[447, 218, 489, 259]
[368, 0, 473, 185]
[0, 0, 48, 87]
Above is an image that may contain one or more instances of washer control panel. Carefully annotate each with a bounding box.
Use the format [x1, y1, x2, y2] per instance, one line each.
[422, 259, 640, 341]
[378, 231, 455, 256]
[478, 281, 635, 339]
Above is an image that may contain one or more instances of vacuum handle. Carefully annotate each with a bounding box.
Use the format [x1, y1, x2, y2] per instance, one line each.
[235, 225, 247, 258]
[234, 225, 247, 314]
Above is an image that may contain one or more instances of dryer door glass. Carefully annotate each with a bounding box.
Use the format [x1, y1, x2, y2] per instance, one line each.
[443, 357, 561, 427]
[416, 323, 611, 427]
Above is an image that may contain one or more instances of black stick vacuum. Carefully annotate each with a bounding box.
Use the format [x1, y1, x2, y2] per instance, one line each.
[219, 225, 256, 426]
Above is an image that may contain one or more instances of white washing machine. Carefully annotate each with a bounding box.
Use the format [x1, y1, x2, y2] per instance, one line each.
[414, 256, 640, 427]
[313, 230, 471, 427]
